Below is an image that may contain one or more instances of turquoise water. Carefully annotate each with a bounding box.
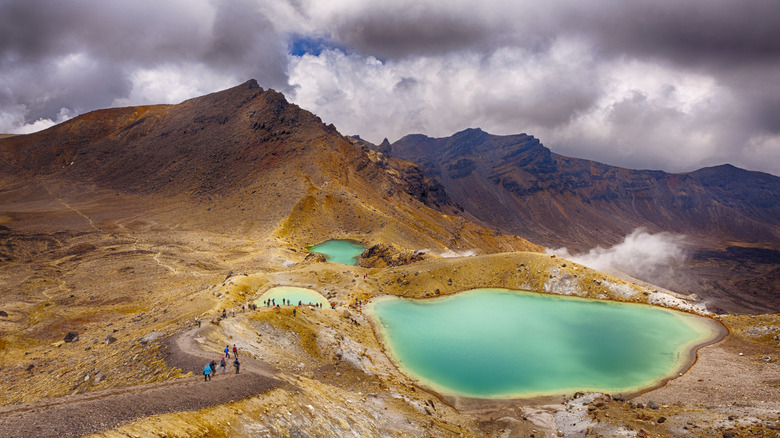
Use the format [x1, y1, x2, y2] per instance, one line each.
[255, 286, 329, 307]
[307, 239, 366, 265]
[368, 288, 721, 399]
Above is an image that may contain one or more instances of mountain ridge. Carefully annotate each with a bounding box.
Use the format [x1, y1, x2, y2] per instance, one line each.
[0, 80, 539, 254]
[391, 128, 779, 247]
[391, 128, 779, 313]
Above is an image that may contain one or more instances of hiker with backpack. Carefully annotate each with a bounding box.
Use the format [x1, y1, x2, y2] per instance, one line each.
[203, 363, 212, 381]
[233, 358, 240, 374]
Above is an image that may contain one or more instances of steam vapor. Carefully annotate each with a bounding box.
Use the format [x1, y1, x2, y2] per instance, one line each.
[546, 228, 688, 279]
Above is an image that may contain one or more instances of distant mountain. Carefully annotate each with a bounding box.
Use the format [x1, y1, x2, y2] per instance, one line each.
[392, 128, 780, 312]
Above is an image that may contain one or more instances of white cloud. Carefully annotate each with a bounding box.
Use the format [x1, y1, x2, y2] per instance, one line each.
[1, 107, 75, 135]
[546, 228, 688, 279]
[287, 38, 601, 143]
[112, 64, 240, 107]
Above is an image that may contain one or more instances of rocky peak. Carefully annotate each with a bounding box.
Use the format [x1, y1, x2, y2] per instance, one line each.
[377, 138, 392, 155]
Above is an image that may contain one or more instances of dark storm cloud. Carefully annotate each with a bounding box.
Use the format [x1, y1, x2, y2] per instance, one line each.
[332, 13, 495, 59]
[575, 0, 780, 68]
[321, 0, 780, 68]
[569, 0, 780, 137]
[203, 0, 288, 83]
[0, 0, 288, 132]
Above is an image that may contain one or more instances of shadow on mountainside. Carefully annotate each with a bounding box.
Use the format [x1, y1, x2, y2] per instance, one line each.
[0, 321, 284, 438]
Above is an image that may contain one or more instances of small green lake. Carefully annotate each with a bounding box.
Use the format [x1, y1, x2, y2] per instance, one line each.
[255, 286, 329, 307]
[307, 239, 366, 265]
[367, 288, 723, 399]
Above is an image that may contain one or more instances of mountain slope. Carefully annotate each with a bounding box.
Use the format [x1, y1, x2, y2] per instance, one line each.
[392, 128, 779, 247]
[0, 82, 537, 253]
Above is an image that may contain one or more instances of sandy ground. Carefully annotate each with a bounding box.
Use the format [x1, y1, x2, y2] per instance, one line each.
[0, 323, 283, 438]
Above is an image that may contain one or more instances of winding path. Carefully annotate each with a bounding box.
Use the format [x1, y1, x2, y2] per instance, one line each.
[0, 323, 284, 437]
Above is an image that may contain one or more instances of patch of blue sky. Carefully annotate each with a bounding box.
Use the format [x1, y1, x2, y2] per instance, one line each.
[288, 34, 347, 57]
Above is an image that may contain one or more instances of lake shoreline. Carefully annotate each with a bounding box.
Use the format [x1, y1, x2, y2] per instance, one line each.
[365, 288, 729, 407]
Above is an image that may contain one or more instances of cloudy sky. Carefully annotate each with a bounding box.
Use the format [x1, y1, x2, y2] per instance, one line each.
[1, 0, 779, 175]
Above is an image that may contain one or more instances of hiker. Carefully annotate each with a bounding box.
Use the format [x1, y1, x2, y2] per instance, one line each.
[196, 317, 201, 328]
[222, 309, 227, 319]
[220, 357, 226, 373]
[204, 363, 212, 381]
[232, 344, 238, 358]
[293, 308, 296, 317]
[233, 358, 240, 374]
[224, 345, 230, 358]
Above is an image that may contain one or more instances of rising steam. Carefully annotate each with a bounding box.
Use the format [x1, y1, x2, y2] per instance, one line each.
[546, 228, 688, 279]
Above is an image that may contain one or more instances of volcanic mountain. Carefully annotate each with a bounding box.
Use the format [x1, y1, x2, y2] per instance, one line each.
[391, 128, 780, 313]
[0, 81, 538, 253]
[1, 82, 778, 437]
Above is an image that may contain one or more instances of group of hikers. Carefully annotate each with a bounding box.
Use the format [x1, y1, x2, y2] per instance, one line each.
[219, 304, 258, 319]
[194, 303, 262, 328]
[197, 293, 341, 383]
[261, 298, 325, 308]
[203, 344, 241, 381]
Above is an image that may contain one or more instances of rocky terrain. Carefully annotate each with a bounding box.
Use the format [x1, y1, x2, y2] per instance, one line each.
[0, 82, 777, 437]
[390, 128, 780, 314]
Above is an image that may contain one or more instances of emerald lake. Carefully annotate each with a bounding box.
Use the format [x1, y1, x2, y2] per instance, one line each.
[307, 239, 366, 265]
[367, 288, 723, 399]
[255, 286, 329, 307]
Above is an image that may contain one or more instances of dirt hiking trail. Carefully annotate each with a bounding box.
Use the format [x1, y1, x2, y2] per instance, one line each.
[0, 320, 284, 437]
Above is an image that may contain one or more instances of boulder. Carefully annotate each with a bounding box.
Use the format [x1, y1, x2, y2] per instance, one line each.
[358, 243, 426, 268]
[138, 331, 164, 344]
[105, 335, 117, 345]
[0, 310, 8, 317]
[64, 332, 79, 343]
